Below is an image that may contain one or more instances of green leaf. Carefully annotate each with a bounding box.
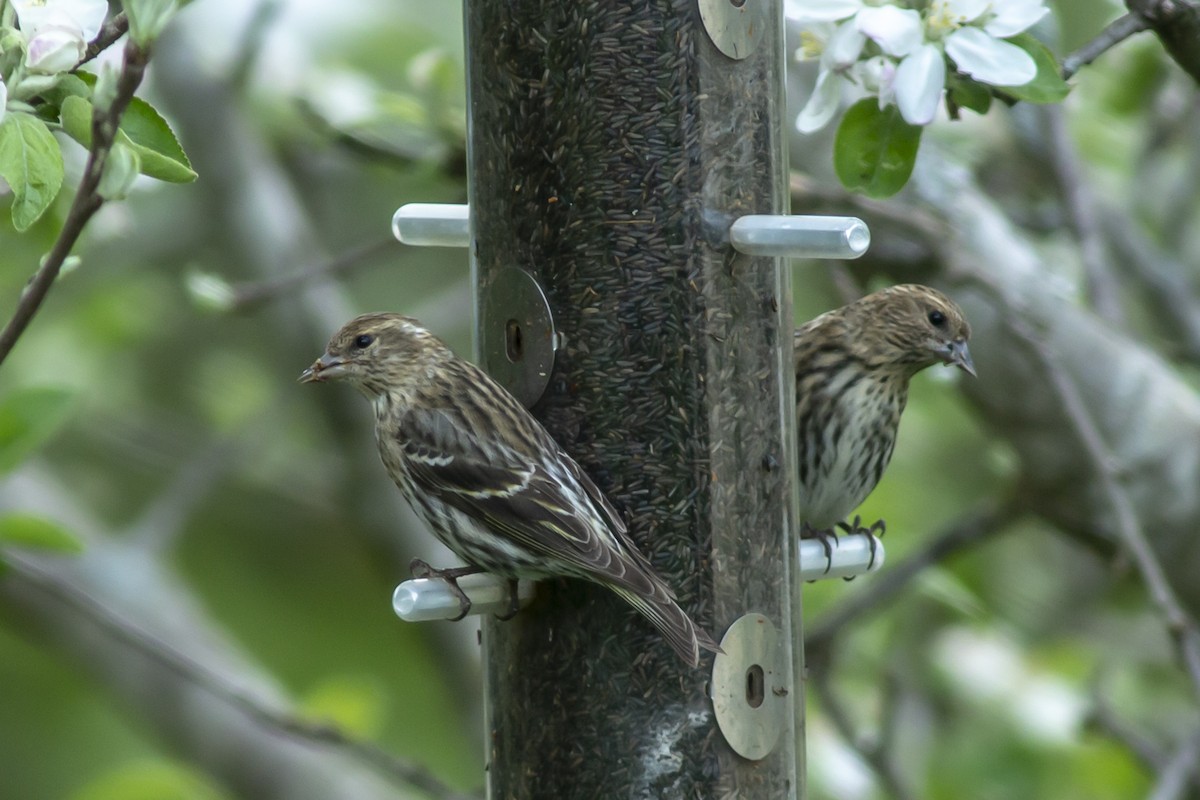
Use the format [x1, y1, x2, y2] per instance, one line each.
[945, 73, 993, 118]
[0, 387, 76, 473]
[0, 514, 83, 554]
[119, 96, 195, 181]
[125, 0, 180, 46]
[60, 94, 93, 146]
[61, 95, 197, 184]
[98, 141, 142, 200]
[833, 99, 922, 199]
[0, 112, 65, 231]
[997, 33, 1071, 104]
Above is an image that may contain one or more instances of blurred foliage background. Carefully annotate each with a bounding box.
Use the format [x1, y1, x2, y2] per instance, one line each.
[2, 0, 1199, 798]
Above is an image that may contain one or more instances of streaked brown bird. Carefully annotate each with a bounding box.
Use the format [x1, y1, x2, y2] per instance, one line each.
[300, 313, 720, 667]
[794, 284, 975, 561]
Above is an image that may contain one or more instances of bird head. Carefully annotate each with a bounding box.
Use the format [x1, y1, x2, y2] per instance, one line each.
[299, 313, 446, 398]
[858, 285, 975, 377]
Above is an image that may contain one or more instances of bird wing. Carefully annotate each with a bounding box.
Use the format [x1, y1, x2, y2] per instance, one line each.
[398, 407, 651, 587]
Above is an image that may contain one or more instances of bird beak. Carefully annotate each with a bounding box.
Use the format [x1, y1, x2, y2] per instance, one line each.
[298, 353, 346, 383]
[944, 339, 976, 377]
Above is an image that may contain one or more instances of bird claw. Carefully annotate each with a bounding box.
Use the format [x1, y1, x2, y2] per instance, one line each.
[833, 517, 886, 576]
[802, 518, 887, 581]
[800, 522, 838, 575]
[493, 579, 521, 621]
[408, 558, 482, 621]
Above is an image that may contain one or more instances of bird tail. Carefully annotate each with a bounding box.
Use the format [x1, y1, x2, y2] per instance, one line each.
[609, 583, 723, 668]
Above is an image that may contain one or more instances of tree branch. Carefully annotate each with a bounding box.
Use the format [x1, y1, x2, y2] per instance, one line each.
[811, 665, 915, 800]
[5, 552, 477, 800]
[806, 502, 1016, 653]
[1125, 0, 1200, 84]
[1040, 105, 1125, 324]
[0, 39, 149, 368]
[0, 469, 479, 800]
[1061, 13, 1151, 79]
[225, 237, 399, 311]
[1148, 728, 1200, 800]
[79, 12, 130, 67]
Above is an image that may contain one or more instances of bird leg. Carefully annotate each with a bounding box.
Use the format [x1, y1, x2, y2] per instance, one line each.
[800, 522, 838, 575]
[409, 558, 483, 622]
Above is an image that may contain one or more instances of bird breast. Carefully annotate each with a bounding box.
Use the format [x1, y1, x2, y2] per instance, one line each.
[797, 368, 904, 530]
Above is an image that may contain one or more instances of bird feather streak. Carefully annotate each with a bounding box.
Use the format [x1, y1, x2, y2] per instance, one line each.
[303, 312, 719, 666]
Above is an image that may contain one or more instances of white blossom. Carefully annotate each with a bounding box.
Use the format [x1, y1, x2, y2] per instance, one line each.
[791, 0, 1050, 130]
[12, 0, 108, 40]
[12, 0, 109, 75]
[26, 24, 87, 73]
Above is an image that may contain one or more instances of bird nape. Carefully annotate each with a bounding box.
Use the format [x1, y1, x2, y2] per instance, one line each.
[793, 284, 975, 573]
[301, 312, 721, 667]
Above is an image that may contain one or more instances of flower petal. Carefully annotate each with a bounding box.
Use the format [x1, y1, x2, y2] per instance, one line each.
[856, 6, 924, 57]
[26, 24, 87, 74]
[785, 0, 864, 23]
[70, 0, 109, 41]
[12, 0, 108, 40]
[825, 19, 866, 68]
[857, 55, 897, 107]
[985, 0, 1050, 38]
[941, 0, 990, 24]
[945, 27, 1037, 85]
[796, 69, 843, 133]
[795, 23, 836, 62]
[894, 44, 945, 125]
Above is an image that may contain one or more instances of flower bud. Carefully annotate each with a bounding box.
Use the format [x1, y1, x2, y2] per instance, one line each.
[97, 140, 141, 200]
[26, 23, 86, 74]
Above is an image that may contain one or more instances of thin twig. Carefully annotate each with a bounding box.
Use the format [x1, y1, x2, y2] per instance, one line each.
[0, 39, 149, 368]
[1061, 13, 1150, 79]
[226, 237, 399, 311]
[1148, 729, 1200, 800]
[79, 12, 130, 67]
[1125, 0, 1200, 85]
[1099, 204, 1200, 364]
[1001, 310, 1200, 702]
[806, 502, 1016, 652]
[6, 552, 480, 800]
[1041, 105, 1125, 324]
[1086, 678, 1168, 773]
[128, 438, 242, 552]
[811, 666, 915, 800]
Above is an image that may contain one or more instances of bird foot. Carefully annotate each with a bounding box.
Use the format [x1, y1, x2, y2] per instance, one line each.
[493, 579, 522, 621]
[835, 516, 886, 575]
[409, 559, 483, 621]
[800, 522, 838, 575]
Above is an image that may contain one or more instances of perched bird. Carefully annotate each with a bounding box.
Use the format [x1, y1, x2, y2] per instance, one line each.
[794, 284, 975, 563]
[300, 313, 720, 667]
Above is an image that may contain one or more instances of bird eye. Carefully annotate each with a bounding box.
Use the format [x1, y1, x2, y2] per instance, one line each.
[928, 309, 947, 328]
[353, 334, 375, 349]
